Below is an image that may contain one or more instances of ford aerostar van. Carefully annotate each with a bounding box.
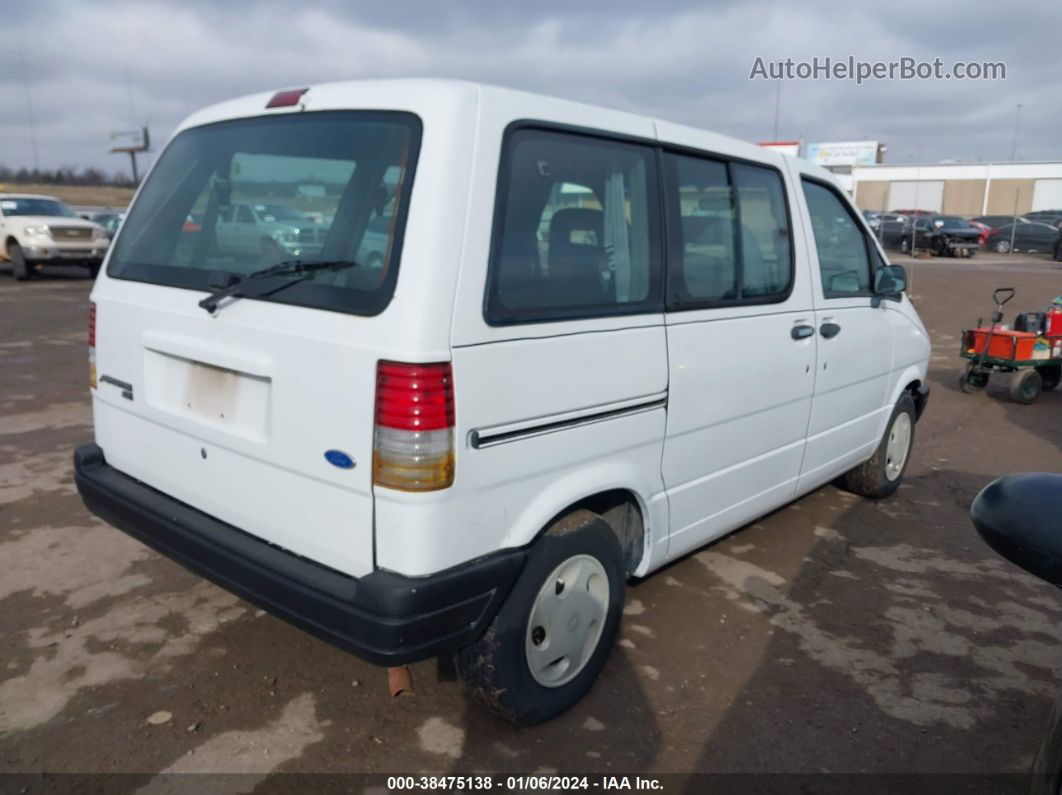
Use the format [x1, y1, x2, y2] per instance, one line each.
[75, 79, 930, 724]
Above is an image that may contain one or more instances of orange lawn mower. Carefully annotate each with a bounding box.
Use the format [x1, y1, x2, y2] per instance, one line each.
[959, 289, 1062, 404]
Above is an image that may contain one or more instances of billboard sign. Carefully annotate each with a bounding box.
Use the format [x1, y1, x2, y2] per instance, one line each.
[758, 141, 801, 157]
[806, 141, 880, 167]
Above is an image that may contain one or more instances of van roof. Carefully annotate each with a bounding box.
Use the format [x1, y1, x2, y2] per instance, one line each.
[173, 78, 809, 175]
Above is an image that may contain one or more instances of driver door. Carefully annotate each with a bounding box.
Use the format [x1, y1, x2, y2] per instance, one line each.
[792, 172, 894, 492]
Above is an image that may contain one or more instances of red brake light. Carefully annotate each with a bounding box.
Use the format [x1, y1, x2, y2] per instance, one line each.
[373, 361, 455, 492]
[375, 362, 455, 431]
[266, 88, 308, 108]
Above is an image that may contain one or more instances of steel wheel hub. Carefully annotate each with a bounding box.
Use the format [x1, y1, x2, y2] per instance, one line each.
[525, 554, 609, 688]
[885, 412, 912, 481]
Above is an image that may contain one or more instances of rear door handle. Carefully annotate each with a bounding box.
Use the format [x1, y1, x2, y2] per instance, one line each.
[820, 322, 842, 339]
[791, 324, 815, 340]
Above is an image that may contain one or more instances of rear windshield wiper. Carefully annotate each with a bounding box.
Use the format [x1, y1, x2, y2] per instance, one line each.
[197, 260, 360, 314]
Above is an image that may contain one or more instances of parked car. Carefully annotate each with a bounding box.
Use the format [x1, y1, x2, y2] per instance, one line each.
[0, 193, 110, 279]
[87, 211, 124, 240]
[871, 212, 913, 249]
[966, 219, 991, 248]
[215, 202, 327, 262]
[904, 214, 980, 257]
[971, 214, 1020, 229]
[74, 79, 931, 724]
[984, 219, 1061, 254]
[1023, 209, 1062, 229]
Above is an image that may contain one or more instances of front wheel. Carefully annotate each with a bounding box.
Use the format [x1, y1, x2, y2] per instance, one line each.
[900, 237, 910, 255]
[960, 362, 990, 393]
[10, 242, 30, 281]
[993, 238, 1011, 254]
[455, 511, 625, 725]
[839, 393, 917, 499]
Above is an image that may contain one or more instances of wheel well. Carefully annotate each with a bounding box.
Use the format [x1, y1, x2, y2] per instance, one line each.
[556, 490, 645, 576]
[904, 379, 927, 419]
[3, 236, 17, 259]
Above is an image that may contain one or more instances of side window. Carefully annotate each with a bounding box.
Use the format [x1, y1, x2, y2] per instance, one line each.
[801, 180, 872, 296]
[486, 129, 661, 324]
[667, 154, 737, 302]
[731, 163, 792, 298]
[665, 155, 792, 307]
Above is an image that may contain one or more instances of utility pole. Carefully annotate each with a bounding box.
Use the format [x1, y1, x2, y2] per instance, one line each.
[1010, 104, 1022, 161]
[772, 82, 781, 142]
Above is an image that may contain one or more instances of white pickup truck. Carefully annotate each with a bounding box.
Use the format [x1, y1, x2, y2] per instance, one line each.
[0, 194, 110, 280]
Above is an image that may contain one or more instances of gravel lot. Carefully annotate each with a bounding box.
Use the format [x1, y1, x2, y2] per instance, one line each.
[1, 254, 1060, 789]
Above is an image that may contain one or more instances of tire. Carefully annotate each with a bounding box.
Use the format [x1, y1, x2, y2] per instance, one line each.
[839, 393, 917, 499]
[1054, 240, 1062, 262]
[992, 238, 1011, 254]
[1036, 365, 1061, 391]
[10, 242, 30, 281]
[1010, 369, 1043, 404]
[455, 511, 625, 725]
[933, 237, 948, 257]
[899, 237, 910, 255]
[959, 363, 990, 393]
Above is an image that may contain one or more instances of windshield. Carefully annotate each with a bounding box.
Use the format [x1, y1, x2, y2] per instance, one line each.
[107, 111, 421, 316]
[1, 197, 78, 218]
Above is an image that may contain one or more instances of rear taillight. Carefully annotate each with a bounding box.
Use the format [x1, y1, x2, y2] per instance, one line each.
[373, 361, 455, 492]
[88, 301, 97, 389]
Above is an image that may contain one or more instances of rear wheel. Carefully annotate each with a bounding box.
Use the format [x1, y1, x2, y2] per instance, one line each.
[1011, 369, 1043, 404]
[840, 393, 917, 499]
[900, 236, 910, 255]
[1036, 365, 1061, 391]
[993, 238, 1011, 254]
[10, 242, 30, 281]
[960, 362, 990, 393]
[455, 511, 625, 725]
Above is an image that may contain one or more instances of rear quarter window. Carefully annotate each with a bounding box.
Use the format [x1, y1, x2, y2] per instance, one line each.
[485, 128, 663, 325]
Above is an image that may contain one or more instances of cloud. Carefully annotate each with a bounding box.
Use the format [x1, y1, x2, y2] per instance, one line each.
[0, 0, 1057, 174]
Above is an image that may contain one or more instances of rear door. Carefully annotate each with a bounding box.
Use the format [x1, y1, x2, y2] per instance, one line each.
[793, 172, 894, 492]
[92, 110, 422, 578]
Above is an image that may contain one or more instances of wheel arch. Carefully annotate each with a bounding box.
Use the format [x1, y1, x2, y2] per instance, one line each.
[504, 469, 657, 579]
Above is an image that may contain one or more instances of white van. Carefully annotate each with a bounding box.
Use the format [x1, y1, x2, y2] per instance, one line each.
[75, 79, 930, 724]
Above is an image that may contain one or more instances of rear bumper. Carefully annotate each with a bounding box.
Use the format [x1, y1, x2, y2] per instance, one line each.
[73, 443, 525, 666]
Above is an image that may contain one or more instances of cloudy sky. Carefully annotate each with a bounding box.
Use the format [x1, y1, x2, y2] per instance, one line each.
[2, 0, 1058, 176]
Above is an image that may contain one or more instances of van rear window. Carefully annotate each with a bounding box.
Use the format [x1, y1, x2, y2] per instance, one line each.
[107, 111, 421, 316]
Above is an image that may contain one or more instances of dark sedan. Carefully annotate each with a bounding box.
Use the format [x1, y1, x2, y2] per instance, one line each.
[984, 219, 1060, 254]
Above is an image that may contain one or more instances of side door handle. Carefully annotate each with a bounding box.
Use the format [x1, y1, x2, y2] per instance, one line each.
[820, 322, 842, 339]
[791, 324, 815, 340]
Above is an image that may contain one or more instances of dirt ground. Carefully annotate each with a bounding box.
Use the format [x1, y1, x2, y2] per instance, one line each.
[1, 253, 1060, 791]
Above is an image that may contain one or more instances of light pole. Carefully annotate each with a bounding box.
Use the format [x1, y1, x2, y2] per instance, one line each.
[1010, 103, 1022, 161]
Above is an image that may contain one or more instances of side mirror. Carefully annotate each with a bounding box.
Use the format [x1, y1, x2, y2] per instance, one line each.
[874, 264, 907, 296]
[971, 473, 1062, 587]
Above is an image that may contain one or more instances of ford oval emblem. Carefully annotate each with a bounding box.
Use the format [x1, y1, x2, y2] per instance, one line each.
[324, 450, 356, 469]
